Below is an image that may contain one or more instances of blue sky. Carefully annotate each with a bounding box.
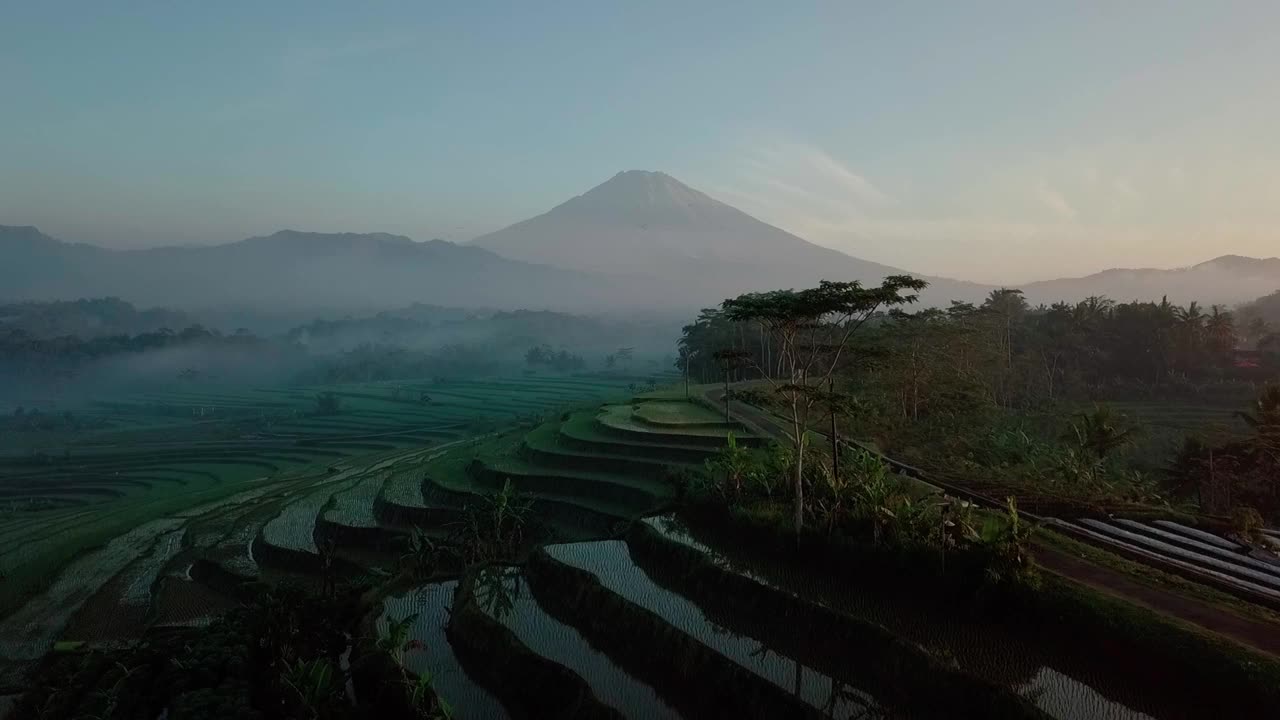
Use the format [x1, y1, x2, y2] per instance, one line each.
[3, 1, 1277, 282]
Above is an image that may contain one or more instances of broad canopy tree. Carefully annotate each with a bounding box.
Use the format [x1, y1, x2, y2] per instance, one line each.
[720, 276, 928, 534]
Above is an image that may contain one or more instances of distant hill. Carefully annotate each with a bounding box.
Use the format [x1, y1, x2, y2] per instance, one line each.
[1020, 255, 1280, 307]
[471, 170, 987, 306]
[1239, 289, 1280, 328]
[0, 226, 621, 313]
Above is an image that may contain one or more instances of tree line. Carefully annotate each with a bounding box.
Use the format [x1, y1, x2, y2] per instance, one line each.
[680, 288, 1279, 409]
[677, 278, 1280, 528]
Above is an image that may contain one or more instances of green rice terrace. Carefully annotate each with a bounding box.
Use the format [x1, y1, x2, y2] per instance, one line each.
[0, 374, 653, 650]
[3, 377, 1279, 719]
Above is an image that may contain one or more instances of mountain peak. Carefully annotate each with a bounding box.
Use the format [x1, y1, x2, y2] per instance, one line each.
[470, 169, 909, 288]
[604, 169, 681, 186]
[538, 169, 734, 232]
[613, 169, 674, 179]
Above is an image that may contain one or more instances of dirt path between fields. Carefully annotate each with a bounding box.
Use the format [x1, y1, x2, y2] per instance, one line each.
[706, 385, 1280, 658]
[1037, 546, 1280, 656]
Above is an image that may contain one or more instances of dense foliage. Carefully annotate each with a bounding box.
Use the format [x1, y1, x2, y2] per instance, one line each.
[10, 584, 395, 720]
[679, 283, 1280, 523]
[692, 438, 1037, 591]
[681, 290, 1276, 399]
[0, 297, 190, 339]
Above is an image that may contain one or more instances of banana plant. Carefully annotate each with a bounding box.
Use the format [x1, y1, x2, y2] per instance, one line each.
[377, 612, 421, 665]
[281, 657, 339, 718]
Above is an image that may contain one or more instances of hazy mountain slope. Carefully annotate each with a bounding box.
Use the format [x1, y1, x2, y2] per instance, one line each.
[1020, 255, 1280, 306]
[0, 227, 619, 312]
[471, 171, 987, 305]
[1236, 288, 1280, 327]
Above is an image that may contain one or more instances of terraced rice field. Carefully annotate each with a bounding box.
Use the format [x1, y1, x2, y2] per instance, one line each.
[470, 566, 681, 718]
[0, 373, 652, 667]
[1100, 401, 1247, 435]
[379, 582, 510, 720]
[373, 397, 749, 540]
[365, 398, 1259, 720]
[632, 400, 730, 427]
[377, 511, 1209, 720]
[2, 378, 1261, 719]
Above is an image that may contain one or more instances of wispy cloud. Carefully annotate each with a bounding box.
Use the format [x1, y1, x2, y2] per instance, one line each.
[710, 139, 893, 232]
[1035, 182, 1077, 220]
[756, 141, 892, 207]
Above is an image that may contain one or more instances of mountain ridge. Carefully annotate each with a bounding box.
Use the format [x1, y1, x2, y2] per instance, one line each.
[0, 225, 618, 312]
[1019, 253, 1280, 305]
[4, 169, 1277, 311]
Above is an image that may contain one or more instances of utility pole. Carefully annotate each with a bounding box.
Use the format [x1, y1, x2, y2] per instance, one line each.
[684, 355, 691, 400]
[829, 375, 840, 484]
[724, 368, 732, 423]
[713, 349, 749, 425]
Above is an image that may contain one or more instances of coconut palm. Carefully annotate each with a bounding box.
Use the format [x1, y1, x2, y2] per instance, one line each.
[1069, 404, 1137, 459]
[1206, 305, 1237, 353]
[1176, 301, 1205, 328]
[1073, 295, 1114, 331]
[1237, 385, 1280, 458]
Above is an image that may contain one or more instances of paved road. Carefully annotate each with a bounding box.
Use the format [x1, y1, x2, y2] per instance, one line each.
[704, 387, 787, 439]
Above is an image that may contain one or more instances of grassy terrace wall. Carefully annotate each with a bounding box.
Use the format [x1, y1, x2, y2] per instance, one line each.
[470, 460, 661, 513]
[525, 547, 826, 720]
[625, 522, 1048, 719]
[445, 570, 622, 720]
[557, 420, 716, 464]
[594, 406, 764, 449]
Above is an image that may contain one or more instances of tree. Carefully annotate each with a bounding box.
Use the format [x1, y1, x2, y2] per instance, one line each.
[314, 392, 342, 415]
[1246, 317, 1271, 349]
[1068, 405, 1137, 459]
[981, 288, 1029, 406]
[722, 276, 928, 535]
[713, 348, 750, 422]
[1238, 385, 1280, 462]
[676, 346, 693, 399]
[525, 344, 549, 367]
[1206, 305, 1238, 355]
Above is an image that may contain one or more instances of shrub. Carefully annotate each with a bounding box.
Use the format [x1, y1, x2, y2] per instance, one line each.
[314, 392, 342, 415]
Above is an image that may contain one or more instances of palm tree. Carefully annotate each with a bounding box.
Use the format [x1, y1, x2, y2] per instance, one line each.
[1176, 301, 1204, 326]
[1237, 385, 1280, 459]
[1206, 305, 1238, 354]
[1173, 301, 1207, 372]
[1074, 295, 1115, 330]
[1069, 405, 1137, 459]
